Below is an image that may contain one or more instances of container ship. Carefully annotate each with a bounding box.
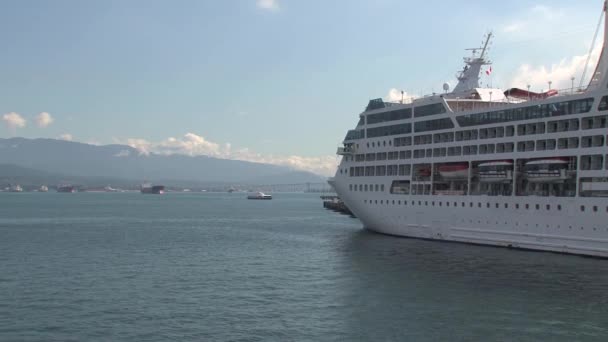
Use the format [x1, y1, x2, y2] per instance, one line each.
[330, 1, 608, 257]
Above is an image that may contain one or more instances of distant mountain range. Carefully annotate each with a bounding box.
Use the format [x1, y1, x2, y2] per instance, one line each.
[0, 138, 326, 187]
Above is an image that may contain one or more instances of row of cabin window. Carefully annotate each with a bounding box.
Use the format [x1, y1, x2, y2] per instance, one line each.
[363, 198, 607, 214]
[360, 96, 606, 142]
[455, 98, 594, 126]
[349, 165, 412, 177]
[349, 183, 385, 192]
[352, 135, 606, 163]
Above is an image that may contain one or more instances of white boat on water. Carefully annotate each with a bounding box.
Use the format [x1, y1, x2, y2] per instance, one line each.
[9, 184, 23, 193]
[247, 192, 272, 200]
[330, 1, 608, 257]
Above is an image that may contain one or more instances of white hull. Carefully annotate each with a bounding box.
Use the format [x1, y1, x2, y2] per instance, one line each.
[331, 179, 608, 257]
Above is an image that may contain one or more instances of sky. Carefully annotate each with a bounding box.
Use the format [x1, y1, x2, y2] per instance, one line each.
[0, 0, 605, 175]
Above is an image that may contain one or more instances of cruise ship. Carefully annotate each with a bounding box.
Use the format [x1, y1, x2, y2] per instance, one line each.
[330, 2, 608, 257]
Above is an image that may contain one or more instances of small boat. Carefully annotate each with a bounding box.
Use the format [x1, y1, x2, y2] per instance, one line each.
[524, 157, 572, 183]
[57, 185, 76, 193]
[437, 163, 469, 180]
[477, 160, 514, 183]
[9, 184, 23, 192]
[247, 192, 272, 200]
[39, 185, 49, 192]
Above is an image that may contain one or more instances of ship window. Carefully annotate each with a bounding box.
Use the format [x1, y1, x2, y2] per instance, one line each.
[367, 123, 412, 138]
[495, 203, 499, 208]
[462, 202, 465, 207]
[581, 205, 585, 212]
[593, 206, 598, 212]
[516, 204, 520, 209]
[364, 184, 368, 192]
[535, 204, 540, 210]
[486, 203, 490, 208]
[504, 203, 508, 209]
[546, 205, 550, 210]
[367, 108, 412, 125]
[558, 205, 562, 211]
[447, 202, 450, 207]
[478, 203, 482, 208]
[525, 204, 529, 209]
[381, 185, 385, 192]
[414, 103, 446, 118]
[415, 118, 454, 133]
[599, 95, 608, 111]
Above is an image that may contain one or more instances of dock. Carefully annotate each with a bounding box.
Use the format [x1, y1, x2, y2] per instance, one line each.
[321, 195, 356, 217]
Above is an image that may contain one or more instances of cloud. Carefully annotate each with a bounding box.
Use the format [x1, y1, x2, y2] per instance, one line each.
[384, 88, 417, 103]
[508, 46, 601, 90]
[2, 112, 26, 133]
[58, 133, 73, 141]
[35, 112, 54, 128]
[257, 0, 279, 11]
[119, 132, 337, 176]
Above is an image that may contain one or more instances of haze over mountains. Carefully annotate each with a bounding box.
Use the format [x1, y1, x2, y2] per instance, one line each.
[0, 138, 326, 186]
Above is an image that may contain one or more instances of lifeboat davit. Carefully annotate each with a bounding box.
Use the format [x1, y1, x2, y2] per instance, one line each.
[437, 163, 469, 180]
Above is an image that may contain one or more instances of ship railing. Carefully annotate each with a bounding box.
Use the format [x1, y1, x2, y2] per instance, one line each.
[380, 86, 588, 113]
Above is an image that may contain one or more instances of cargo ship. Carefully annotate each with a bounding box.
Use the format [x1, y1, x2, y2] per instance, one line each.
[141, 183, 164, 194]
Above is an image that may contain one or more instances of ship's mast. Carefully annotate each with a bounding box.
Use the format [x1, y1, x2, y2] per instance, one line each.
[586, 1, 608, 91]
[452, 32, 493, 94]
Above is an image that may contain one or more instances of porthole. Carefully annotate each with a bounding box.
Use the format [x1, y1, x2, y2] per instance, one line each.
[418, 201, 422, 205]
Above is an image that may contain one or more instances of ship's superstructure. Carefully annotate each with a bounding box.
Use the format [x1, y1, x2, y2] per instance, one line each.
[330, 2, 608, 257]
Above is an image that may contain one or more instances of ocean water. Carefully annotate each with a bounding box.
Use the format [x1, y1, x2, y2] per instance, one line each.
[1, 192, 608, 341]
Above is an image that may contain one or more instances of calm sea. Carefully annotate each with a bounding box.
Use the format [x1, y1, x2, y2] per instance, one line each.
[1, 192, 607, 341]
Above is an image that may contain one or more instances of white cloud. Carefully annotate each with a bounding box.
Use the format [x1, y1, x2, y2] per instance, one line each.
[509, 46, 601, 90]
[384, 88, 417, 103]
[58, 133, 73, 141]
[2, 112, 26, 134]
[119, 132, 337, 176]
[35, 112, 54, 128]
[257, 0, 279, 11]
